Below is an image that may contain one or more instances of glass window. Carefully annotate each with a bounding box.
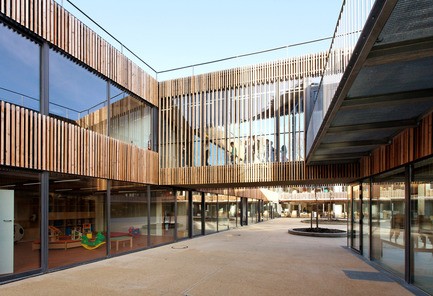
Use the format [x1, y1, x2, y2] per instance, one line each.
[176, 191, 189, 239]
[371, 167, 405, 277]
[347, 185, 352, 247]
[150, 187, 175, 246]
[0, 168, 40, 278]
[0, 23, 39, 111]
[205, 193, 217, 234]
[48, 173, 107, 269]
[110, 181, 148, 255]
[352, 185, 361, 251]
[192, 191, 202, 236]
[49, 49, 107, 135]
[109, 84, 153, 150]
[228, 196, 237, 229]
[411, 158, 433, 294]
[362, 181, 370, 258]
[248, 199, 256, 224]
[218, 195, 229, 231]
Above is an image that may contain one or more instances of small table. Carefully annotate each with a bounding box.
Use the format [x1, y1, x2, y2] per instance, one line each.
[110, 236, 133, 251]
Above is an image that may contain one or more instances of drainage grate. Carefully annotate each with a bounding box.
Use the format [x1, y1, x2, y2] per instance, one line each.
[171, 245, 188, 249]
[343, 270, 393, 282]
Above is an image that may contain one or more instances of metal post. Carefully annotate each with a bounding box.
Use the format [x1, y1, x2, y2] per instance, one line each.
[201, 192, 205, 235]
[106, 180, 111, 257]
[40, 172, 49, 272]
[216, 194, 219, 232]
[40, 42, 49, 115]
[405, 164, 413, 283]
[369, 178, 373, 260]
[360, 183, 363, 256]
[188, 191, 193, 238]
[147, 185, 151, 247]
[174, 190, 178, 241]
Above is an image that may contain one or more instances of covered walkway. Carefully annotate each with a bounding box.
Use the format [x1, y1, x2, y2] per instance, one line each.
[0, 219, 420, 296]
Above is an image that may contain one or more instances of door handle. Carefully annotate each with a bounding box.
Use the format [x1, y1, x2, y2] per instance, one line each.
[3, 220, 12, 222]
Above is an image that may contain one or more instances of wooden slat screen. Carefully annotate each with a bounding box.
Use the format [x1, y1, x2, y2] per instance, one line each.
[0, 0, 158, 107]
[360, 112, 433, 178]
[0, 101, 158, 184]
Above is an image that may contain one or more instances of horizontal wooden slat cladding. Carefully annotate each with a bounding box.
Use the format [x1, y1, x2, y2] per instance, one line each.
[159, 162, 359, 187]
[0, 101, 158, 184]
[0, 0, 157, 107]
[158, 52, 327, 96]
[360, 112, 433, 178]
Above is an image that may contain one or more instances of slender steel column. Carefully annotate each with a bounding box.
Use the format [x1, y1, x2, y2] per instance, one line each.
[40, 42, 49, 116]
[405, 164, 413, 283]
[188, 191, 193, 238]
[201, 192, 205, 235]
[106, 180, 111, 257]
[40, 172, 49, 272]
[174, 190, 178, 241]
[147, 185, 151, 247]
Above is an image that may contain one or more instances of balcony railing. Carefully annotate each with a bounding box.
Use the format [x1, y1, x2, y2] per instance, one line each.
[306, 0, 375, 156]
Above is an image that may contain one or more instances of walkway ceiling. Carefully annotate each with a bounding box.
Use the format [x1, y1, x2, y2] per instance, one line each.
[307, 0, 433, 165]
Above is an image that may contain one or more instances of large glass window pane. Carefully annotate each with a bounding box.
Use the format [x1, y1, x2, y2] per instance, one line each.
[411, 158, 433, 294]
[150, 187, 175, 246]
[352, 185, 361, 251]
[371, 167, 405, 277]
[0, 24, 39, 111]
[228, 196, 237, 229]
[205, 193, 217, 234]
[176, 191, 189, 239]
[0, 168, 40, 278]
[218, 195, 229, 231]
[192, 192, 202, 236]
[110, 181, 148, 255]
[48, 174, 107, 269]
[362, 181, 370, 257]
[109, 84, 153, 150]
[49, 49, 107, 135]
[347, 185, 352, 247]
[248, 199, 256, 224]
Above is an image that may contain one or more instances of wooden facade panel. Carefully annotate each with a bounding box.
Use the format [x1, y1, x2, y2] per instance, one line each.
[0, 101, 158, 184]
[0, 0, 157, 107]
[360, 113, 433, 177]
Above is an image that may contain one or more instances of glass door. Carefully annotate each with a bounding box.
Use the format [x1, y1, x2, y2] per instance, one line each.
[352, 185, 361, 252]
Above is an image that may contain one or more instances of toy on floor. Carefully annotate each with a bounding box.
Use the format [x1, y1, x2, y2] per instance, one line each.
[49, 225, 61, 242]
[83, 223, 92, 239]
[81, 232, 106, 250]
[128, 226, 140, 237]
[71, 227, 82, 240]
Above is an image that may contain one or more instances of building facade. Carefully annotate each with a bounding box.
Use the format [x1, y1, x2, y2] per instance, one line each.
[1, 0, 433, 294]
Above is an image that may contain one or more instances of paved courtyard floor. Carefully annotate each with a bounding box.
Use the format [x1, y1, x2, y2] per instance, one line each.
[0, 218, 419, 296]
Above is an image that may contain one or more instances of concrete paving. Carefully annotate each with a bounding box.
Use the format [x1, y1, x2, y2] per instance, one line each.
[0, 218, 415, 296]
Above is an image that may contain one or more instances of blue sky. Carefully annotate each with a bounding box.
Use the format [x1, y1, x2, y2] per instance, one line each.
[59, 0, 343, 80]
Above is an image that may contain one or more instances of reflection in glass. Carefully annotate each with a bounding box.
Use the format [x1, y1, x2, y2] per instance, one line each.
[176, 191, 189, 239]
[371, 167, 405, 277]
[48, 174, 107, 269]
[362, 181, 370, 257]
[218, 195, 229, 231]
[110, 181, 148, 255]
[352, 185, 361, 251]
[411, 158, 433, 294]
[0, 168, 40, 278]
[150, 188, 175, 246]
[248, 199, 256, 224]
[228, 196, 237, 229]
[205, 193, 217, 234]
[109, 84, 153, 150]
[49, 49, 107, 135]
[192, 192, 202, 236]
[0, 23, 40, 111]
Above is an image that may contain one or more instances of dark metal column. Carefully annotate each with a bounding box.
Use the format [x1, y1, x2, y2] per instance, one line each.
[147, 185, 151, 247]
[40, 42, 49, 116]
[188, 191, 193, 238]
[360, 183, 363, 256]
[201, 192, 205, 235]
[369, 178, 373, 260]
[40, 172, 49, 272]
[174, 190, 178, 241]
[405, 164, 413, 283]
[106, 180, 111, 257]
